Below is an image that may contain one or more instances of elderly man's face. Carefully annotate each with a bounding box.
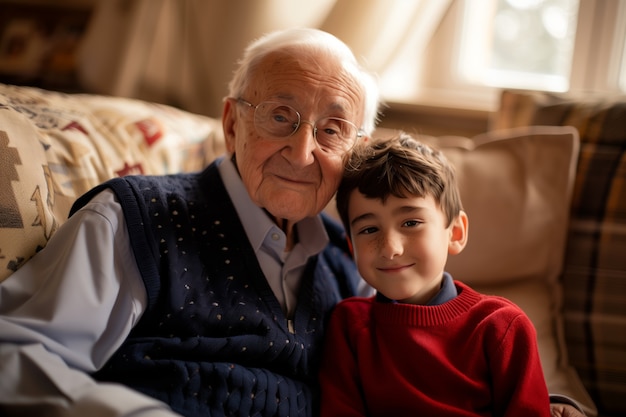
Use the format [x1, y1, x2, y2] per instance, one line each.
[223, 51, 364, 224]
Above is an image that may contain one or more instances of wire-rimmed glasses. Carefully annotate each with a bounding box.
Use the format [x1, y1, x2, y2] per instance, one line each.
[233, 97, 363, 154]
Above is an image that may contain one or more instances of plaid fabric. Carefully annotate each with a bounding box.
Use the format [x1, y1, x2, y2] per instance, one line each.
[492, 90, 626, 417]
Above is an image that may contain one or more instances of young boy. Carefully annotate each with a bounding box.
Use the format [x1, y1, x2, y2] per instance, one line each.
[319, 134, 551, 417]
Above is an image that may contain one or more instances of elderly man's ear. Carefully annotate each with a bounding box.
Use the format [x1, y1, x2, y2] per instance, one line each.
[448, 210, 468, 256]
[222, 98, 238, 153]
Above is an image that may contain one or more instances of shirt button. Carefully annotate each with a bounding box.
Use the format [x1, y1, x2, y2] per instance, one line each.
[271, 233, 280, 241]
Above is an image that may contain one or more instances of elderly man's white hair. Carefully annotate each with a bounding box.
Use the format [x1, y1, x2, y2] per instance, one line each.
[228, 27, 380, 136]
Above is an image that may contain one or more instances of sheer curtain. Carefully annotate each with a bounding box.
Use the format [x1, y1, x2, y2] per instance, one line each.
[78, 0, 451, 118]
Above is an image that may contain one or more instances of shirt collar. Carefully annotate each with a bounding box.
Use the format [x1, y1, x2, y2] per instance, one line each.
[375, 272, 457, 305]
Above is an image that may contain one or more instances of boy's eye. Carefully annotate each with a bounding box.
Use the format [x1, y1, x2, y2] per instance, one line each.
[403, 220, 422, 228]
[357, 226, 378, 235]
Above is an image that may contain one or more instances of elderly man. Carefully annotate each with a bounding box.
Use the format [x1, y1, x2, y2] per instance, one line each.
[0, 28, 585, 417]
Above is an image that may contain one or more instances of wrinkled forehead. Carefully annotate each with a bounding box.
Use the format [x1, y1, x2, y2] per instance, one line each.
[247, 49, 365, 120]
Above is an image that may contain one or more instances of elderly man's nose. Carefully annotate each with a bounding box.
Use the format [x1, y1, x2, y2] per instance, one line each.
[284, 122, 317, 165]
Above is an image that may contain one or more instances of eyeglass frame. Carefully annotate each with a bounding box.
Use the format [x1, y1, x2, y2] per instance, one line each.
[229, 97, 365, 154]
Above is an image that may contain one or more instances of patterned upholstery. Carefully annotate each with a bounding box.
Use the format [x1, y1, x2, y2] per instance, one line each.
[0, 83, 225, 283]
[492, 89, 626, 417]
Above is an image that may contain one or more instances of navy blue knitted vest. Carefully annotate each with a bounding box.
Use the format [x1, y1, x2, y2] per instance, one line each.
[69, 162, 360, 417]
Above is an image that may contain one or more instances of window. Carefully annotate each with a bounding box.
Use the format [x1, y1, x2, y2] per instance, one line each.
[459, 0, 579, 92]
[383, 0, 626, 111]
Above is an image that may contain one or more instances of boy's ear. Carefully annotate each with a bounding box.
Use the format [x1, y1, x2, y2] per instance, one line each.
[346, 235, 354, 257]
[448, 210, 469, 255]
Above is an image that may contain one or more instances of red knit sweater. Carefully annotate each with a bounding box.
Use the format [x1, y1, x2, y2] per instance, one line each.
[319, 280, 550, 417]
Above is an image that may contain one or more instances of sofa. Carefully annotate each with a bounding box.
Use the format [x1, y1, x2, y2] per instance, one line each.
[1, 82, 623, 416]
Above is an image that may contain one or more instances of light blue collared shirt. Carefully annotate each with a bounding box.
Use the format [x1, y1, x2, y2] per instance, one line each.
[375, 272, 457, 305]
[217, 155, 329, 317]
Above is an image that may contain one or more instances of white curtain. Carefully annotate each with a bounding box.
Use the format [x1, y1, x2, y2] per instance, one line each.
[78, 0, 452, 118]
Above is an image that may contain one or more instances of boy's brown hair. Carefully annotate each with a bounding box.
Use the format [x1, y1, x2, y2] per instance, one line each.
[336, 133, 463, 234]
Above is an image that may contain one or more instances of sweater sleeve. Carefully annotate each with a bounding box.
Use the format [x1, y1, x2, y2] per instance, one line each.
[319, 300, 368, 417]
[490, 312, 552, 417]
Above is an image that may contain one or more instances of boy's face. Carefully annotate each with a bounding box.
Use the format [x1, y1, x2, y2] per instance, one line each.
[347, 191, 467, 304]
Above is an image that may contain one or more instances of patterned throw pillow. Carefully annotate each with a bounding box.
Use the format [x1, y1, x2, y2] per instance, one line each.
[0, 83, 225, 282]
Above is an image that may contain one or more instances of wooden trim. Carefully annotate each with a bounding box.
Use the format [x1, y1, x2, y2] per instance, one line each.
[378, 101, 491, 138]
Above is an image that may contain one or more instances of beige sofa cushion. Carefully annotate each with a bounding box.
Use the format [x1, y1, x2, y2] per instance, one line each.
[440, 127, 575, 286]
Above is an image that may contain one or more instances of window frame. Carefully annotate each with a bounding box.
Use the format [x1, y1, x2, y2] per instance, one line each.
[569, 0, 626, 93]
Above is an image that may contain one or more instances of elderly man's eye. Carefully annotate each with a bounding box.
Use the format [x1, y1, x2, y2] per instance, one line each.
[322, 127, 340, 136]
